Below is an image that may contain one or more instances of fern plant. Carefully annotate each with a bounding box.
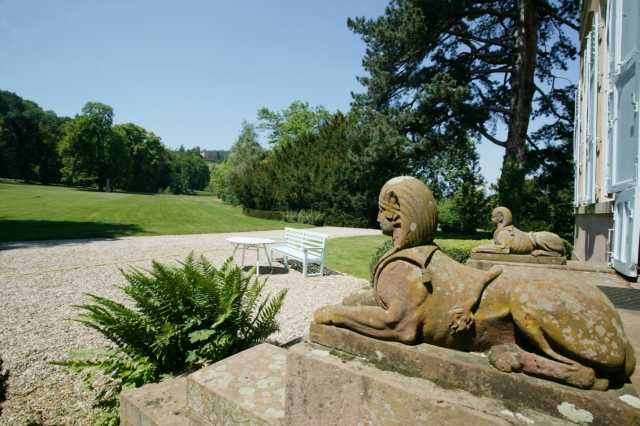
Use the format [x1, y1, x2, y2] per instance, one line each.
[53, 349, 159, 426]
[54, 253, 287, 425]
[75, 253, 287, 369]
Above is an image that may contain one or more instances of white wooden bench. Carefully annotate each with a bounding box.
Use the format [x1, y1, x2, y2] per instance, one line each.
[269, 228, 330, 278]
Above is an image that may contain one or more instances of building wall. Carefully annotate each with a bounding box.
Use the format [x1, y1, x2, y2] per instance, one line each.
[573, 202, 613, 263]
[574, 0, 613, 263]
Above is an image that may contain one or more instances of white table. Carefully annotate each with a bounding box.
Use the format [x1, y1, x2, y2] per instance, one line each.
[226, 237, 276, 277]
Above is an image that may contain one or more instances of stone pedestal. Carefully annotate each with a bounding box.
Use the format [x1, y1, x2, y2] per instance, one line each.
[469, 252, 567, 265]
[308, 324, 640, 426]
[285, 341, 572, 425]
[121, 331, 640, 426]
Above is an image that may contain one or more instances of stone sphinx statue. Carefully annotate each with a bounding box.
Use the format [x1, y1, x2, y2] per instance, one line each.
[314, 176, 635, 390]
[471, 206, 566, 257]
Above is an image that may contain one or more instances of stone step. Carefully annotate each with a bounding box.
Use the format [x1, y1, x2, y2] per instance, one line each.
[185, 343, 287, 425]
[120, 376, 187, 426]
[120, 343, 287, 426]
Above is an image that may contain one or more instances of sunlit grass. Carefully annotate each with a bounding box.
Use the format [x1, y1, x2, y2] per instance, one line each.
[0, 180, 309, 242]
[325, 233, 493, 280]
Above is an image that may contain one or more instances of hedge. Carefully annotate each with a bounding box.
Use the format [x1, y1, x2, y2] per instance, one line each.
[435, 239, 493, 264]
[242, 208, 285, 221]
[368, 239, 493, 282]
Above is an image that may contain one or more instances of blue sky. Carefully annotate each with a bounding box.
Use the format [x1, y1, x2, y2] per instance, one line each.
[0, 1, 577, 185]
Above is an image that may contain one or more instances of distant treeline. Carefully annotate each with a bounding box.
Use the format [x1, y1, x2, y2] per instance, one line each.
[0, 90, 210, 193]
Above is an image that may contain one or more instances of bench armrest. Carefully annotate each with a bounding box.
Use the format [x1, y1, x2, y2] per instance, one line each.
[302, 246, 326, 254]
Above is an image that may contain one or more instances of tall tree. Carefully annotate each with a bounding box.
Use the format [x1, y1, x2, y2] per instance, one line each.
[0, 115, 44, 182]
[114, 123, 167, 192]
[178, 153, 210, 191]
[257, 101, 330, 147]
[521, 84, 575, 233]
[226, 120, 265, 172]
[232, 112, 380, 227]
[348, 0, 578, 223]
[59, 102, 131, 191]
[420, 138, 490, 233]
[0, 90, 71, 184]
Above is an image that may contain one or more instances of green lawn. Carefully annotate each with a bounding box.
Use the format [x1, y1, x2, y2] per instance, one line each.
[325, 234, 493, 280]
[0, 180, 310, 242]
[325, 234, 389, 281]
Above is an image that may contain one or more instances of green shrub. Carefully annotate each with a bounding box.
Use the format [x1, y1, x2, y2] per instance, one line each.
[435, 239, 493, 263]
[368, 239, 393, 282]
[243, 208, 285, 221]
[54, 253, 287, 425]
[437, 197, 480, 235]
[231, 112, 391, 229]
[563, 238, 573, 260]
[283, 210, 325, 226]
[368, 238, 493, 281]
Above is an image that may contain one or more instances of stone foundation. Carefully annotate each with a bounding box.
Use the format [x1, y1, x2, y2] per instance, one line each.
[308, 324, 640, 425]
[285, 341, 571, 425]
[121, 332, 640, 426]
[469, 252, 567, 265]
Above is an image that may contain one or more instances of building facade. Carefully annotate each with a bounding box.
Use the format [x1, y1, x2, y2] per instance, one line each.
[574, 0, 640, 277]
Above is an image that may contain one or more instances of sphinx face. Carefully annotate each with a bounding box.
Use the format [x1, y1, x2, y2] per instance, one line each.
[377, 204, 395, 236]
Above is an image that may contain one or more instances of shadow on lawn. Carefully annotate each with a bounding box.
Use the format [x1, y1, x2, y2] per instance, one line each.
[0, 219, 145, 248]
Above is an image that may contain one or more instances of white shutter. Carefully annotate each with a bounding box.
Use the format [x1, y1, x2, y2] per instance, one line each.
[584, 13, 598, 205]
[606, 0, 639, 194]
[580, 30, 591, 205]
[607, 0, 640, 277]
[574, 85, 581, 207]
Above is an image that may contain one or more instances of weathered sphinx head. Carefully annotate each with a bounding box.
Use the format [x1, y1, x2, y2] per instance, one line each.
[378, 176, 437, 251]
[492, 207, 513, 228]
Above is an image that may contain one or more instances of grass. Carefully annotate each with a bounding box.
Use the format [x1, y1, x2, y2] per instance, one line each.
[325, 233, 494, 280]
[325, 234, 389, 280]
[0, 180, 310, 242]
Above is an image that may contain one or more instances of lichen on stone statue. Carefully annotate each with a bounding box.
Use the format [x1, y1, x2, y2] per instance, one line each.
[314, 176, 635, 391]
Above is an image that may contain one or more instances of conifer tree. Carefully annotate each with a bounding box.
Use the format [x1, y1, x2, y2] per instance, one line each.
[349, 0, 578, 223]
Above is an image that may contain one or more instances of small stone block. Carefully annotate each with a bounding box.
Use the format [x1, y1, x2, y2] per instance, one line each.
[185, 343, 287, 426]
[285, 341, 572, 426]
[309, 323, 640, 426]
[120, 376, 186, 426]
[469, 253, 567, 265]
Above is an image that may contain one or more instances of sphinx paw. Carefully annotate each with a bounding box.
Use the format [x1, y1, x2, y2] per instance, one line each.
[566, 365, 596, 389]
[488, 344, 523, 373]
[314, 305, 336, 325]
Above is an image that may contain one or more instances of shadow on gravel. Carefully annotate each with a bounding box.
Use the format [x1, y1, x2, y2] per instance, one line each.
[0, 356, 8, 415]
[0, 219, 144, 248]
[242, 260, 342, 277]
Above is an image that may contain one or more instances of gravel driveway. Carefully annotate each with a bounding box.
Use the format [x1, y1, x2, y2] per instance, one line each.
[0, 227, 380, 425]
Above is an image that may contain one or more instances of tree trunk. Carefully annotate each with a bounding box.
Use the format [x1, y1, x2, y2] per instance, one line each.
[500, 0, 538, 225]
